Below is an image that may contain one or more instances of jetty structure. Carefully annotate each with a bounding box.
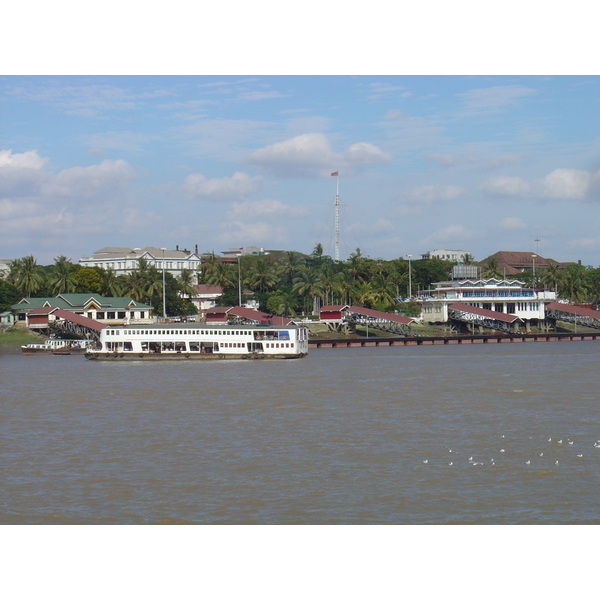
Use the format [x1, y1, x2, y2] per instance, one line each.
[415, 277, 557, 333]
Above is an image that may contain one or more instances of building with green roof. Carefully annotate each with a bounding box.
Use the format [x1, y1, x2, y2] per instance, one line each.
[12, 293, 154, 326]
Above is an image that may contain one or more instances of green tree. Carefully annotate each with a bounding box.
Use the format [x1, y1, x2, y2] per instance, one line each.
[292, 266, 325, 315]
[246, 255, 280, 293]
[205, 261, 235, 289]
[12, 255, 45, 296]
[481, 256, 503, 279]
[75, 267, 104, 294]
[101, 267, 124, 297]
[48, 255, 77, 295]
[0, 278, 20, 311]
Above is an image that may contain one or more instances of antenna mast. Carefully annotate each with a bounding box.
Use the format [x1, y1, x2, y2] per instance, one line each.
[332, 170, 340, 261]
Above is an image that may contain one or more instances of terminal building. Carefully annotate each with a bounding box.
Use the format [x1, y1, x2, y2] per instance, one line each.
[417, 278, 557, 332]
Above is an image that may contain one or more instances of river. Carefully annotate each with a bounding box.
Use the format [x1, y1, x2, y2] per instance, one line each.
[2, 341, 600, 525]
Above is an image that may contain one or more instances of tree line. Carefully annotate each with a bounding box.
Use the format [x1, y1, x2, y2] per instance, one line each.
[3, 246, 600, 315]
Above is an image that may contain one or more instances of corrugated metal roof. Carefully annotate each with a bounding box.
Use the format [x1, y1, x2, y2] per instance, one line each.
[449, 302, 520, 323]
[192, 284, 223, 295]
[52, 308, 107, 331]
[545, 302, 600, 319]
[347, 306, 414, 325]
[204, 306, 294, 325]
[320, 305, 349, 312]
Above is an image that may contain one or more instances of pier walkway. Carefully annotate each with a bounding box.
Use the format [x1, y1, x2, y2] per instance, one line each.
[319, 305, 414, 335]
[309, 331, 600, 348]
[448, 302, 521, 333]
[545, 302, 600, 330]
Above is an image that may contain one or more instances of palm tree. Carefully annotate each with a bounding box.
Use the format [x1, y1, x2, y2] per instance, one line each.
[371, 273, 396, 310]
[48, 255, 77, 295]
[334, 269, 355, 305]
[539, 263, 562, 294]
[559, 267, 590, 303]
[123, 271, 146, 302]
[102, 267, 123, 297]
[282, 251, 304, 285]
[482, 256, 503, 279]
[6, 258, 23, 287]
[199, 252, 218, 282]
[247, 256, 280, 293]
[13, 255, 45, 296]
[178, 268, 198, 301]
[205, 261, 235, 289]
[292, 266, 325, 315]
[319, 263, 338, 306]
[274, 293, 297, 317]
[347, 248, 367, 282]
[352, 281, 375, 307]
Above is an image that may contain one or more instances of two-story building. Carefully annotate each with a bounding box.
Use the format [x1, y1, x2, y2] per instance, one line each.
[79, 246, 203, 278]
[417, 278, 557, 328]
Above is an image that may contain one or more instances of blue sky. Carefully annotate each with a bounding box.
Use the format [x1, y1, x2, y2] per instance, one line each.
[2, 9, 599, 267]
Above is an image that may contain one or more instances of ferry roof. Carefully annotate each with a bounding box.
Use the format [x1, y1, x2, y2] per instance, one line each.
[109, 322, 302, 330]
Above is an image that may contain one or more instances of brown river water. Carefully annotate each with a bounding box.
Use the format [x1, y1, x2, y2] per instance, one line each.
[2, 340, 600, 525]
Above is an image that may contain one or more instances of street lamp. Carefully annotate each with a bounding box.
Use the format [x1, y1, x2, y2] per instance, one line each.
[532, 254, 536, 286]
[160, 247, 167, 319]
[237, 252, 242, 307]
[407, 254, 413, 298]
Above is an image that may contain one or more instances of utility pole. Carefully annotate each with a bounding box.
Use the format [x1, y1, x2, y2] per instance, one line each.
[160, 247, 167, 319]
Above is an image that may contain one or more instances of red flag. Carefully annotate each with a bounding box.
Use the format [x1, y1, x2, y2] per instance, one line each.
[331, 171, 338, 176]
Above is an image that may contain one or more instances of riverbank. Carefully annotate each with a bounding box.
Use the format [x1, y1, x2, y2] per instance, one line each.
[0, 328, 45, 346]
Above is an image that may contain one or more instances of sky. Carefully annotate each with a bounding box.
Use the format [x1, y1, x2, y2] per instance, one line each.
[2, 6, 600, 269]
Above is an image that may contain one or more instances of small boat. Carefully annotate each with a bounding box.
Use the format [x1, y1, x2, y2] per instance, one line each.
[21, 339, 94, 355]
[85, 323, 309, 360]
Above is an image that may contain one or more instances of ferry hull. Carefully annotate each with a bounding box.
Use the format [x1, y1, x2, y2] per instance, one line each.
[85, 352, 307, 360]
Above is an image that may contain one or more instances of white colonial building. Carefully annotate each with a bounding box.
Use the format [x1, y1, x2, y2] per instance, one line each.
[0, 259, 11, 279]
[417, 278, 557, 326]
[79, 246, 203, 278]
[421, 249, 472, 262]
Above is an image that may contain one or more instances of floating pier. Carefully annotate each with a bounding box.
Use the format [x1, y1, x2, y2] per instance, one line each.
[309, 332, 600, 348]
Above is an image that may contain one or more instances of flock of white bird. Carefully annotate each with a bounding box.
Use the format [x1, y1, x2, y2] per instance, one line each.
[421, 435, 600, 467]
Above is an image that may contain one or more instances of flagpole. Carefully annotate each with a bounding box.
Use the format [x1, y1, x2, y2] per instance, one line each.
[334, 171, 340, 262]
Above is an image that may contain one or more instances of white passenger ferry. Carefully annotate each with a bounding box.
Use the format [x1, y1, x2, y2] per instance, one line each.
[84, 323, 309, 360]
[22, 338, 94, 355]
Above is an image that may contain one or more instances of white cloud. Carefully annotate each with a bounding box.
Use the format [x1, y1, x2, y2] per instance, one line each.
[41, 159, 138, 198]
[0, 149, 48, 169]
[177, 118, 278, 161]
[480, 175, 530, 196]
[245, 133, 391, 177]
[383, 109, 403, 120]
[457, 85, 536, 113]
[0, 149, 50, 196]
[481, 168, 596, 200]
[420, 224, 478, 246]
[427, 152, 478, 167]
[82, 130, 158, 153]
[499, 216, 527, 230]
[238, 91, 287, 101]
[218, 221, 289, 245]
[181, 171, 263, 201]
[537, 168, 591, 200]
[346, 218, 396, 236]
[230, 198, 309, 219]
[567, 236, 600, 250]
[407, 185, 465, 204]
